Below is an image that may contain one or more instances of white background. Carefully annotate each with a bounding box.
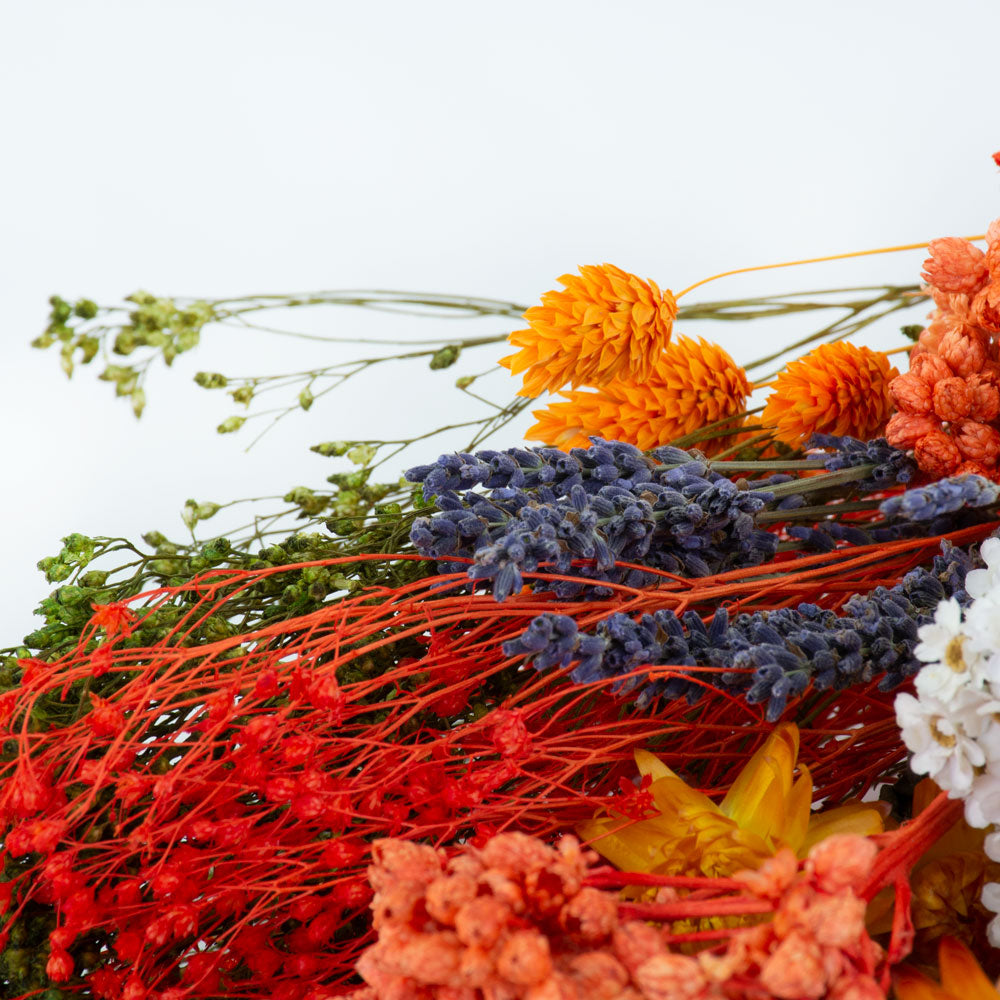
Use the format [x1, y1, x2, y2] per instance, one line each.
[2, 0, 999, 643]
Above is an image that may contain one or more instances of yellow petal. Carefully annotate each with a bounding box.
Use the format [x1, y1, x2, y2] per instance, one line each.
[634, 749, 676, 782]
[781, 765, 813, 853]
[577, 815, 677, 873]
[720, 724, 798, 830]
[938, 936, 1000, 1000]
[800, 801, 885, 855]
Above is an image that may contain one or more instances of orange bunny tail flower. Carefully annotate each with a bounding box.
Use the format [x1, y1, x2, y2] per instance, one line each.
[761, 341, 899, 447]
[921, 237, 989, 295]
[526, 335, 750, 454]
[500, 264, 677, 398]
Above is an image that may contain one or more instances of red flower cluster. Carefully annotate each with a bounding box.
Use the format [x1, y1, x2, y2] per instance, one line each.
[886, 220, 1000, 477]
[349, 832, 889, 1000]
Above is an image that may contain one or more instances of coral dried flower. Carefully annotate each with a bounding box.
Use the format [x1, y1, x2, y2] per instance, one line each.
[525, 335, 750, 453]
[500, 264, 677, 398]
[761, 341, 899, 446]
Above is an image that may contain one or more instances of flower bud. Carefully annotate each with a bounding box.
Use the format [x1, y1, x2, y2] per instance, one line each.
[194, 371, 228, 389]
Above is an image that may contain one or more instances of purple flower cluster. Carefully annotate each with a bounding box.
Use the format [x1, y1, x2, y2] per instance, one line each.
[504, 538, 981, 721]
[879, 474, 999, 521]
[407, 440, 778, 601]
[809, 434, 915, 490]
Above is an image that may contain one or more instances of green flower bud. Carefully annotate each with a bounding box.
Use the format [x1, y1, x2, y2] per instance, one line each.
[900, 324, 923, 342]
[176, 328, 200, 352]
[298, 387, 314, 411]
[325, 517, 355, 535]
[347, 444, 377, 466]
[99, 364, 131, 383]
[113, 329, 137, 355]
[79, 570, 110, 588]
[131, 387, 146, 418]
[194, 371, 228, 389]
[48, 295, 72, 324]
[126, 290, 157, 307]
[455, 375, 476, 389]
[79, 335, 100, 363]
[429, 344, 461, 369]
[73, 299, 99, 320]
[217, 415, 246, 434]
[231, 384, 254, 406]
[142, 531, 167, 547]
[327, 469, 370, 490]
[43, 562, 72, 583]
[31, 332, 55, 349]
[311, 441, 350, 457]
[55, 586, 90, 607]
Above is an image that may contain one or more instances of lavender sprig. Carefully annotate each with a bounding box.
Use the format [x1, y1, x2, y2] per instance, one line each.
[504, 539, 981, 722]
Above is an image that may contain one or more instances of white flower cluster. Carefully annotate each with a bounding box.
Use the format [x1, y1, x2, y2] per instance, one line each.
[895, 536, 1000, 945]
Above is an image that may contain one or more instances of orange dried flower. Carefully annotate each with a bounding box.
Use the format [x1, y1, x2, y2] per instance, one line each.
[914, 430, 962, 478]
[910, 352, 954, 386]
[761, 341, 898, 446]
[967, 372, 1000, 423]
[972, 283, 1000, 334]
[889, 373, 934, 416]
[954, 460, 994, 479]
[526, 336, 750, 453]
[885, 413, 941, 450]
[932, 377, 972, 422]
[953, 419, 1000, 466]
[939, 323, 990, 377]
[501, 264, 677, 398]
[921, 237, 988, 294]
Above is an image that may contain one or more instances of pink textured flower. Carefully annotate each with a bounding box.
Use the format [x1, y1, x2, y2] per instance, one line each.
[914, 429, 962, 477]
[921, 237, 988, 294]
[496, 931, 552, 986]
[888, 373, 933, 415]
[370, 840, 443, 889]
[805, 835, 877, 894]
[454, 896, 510, 949]
[564, 952, 630, 1000]
[758, 931, 825, 1000]
[559, 886, 617, 942]
[633, 953, 706, 1000]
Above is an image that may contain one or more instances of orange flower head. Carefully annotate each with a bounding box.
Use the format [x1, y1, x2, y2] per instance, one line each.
[526, 335, 750, 453]
[921, 237, 989, 295]
[761, 341, 899, 446]
[500, 264, 677, 398]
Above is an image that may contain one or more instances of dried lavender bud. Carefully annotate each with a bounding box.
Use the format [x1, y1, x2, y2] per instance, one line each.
[505, 534, 990, 720]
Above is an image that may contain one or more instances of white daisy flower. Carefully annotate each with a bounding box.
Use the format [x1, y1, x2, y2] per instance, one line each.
[914, 598, 965, 664]
[895, 690, 986, 797]
[985, 831, 1000, 862]
[965, 773, 1000, 829]
[965, 537, 1000, 601]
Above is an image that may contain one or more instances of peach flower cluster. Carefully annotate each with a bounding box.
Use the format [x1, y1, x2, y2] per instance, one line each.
[349, 831, 887, 1000]
[886, 221, 1000, 478]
